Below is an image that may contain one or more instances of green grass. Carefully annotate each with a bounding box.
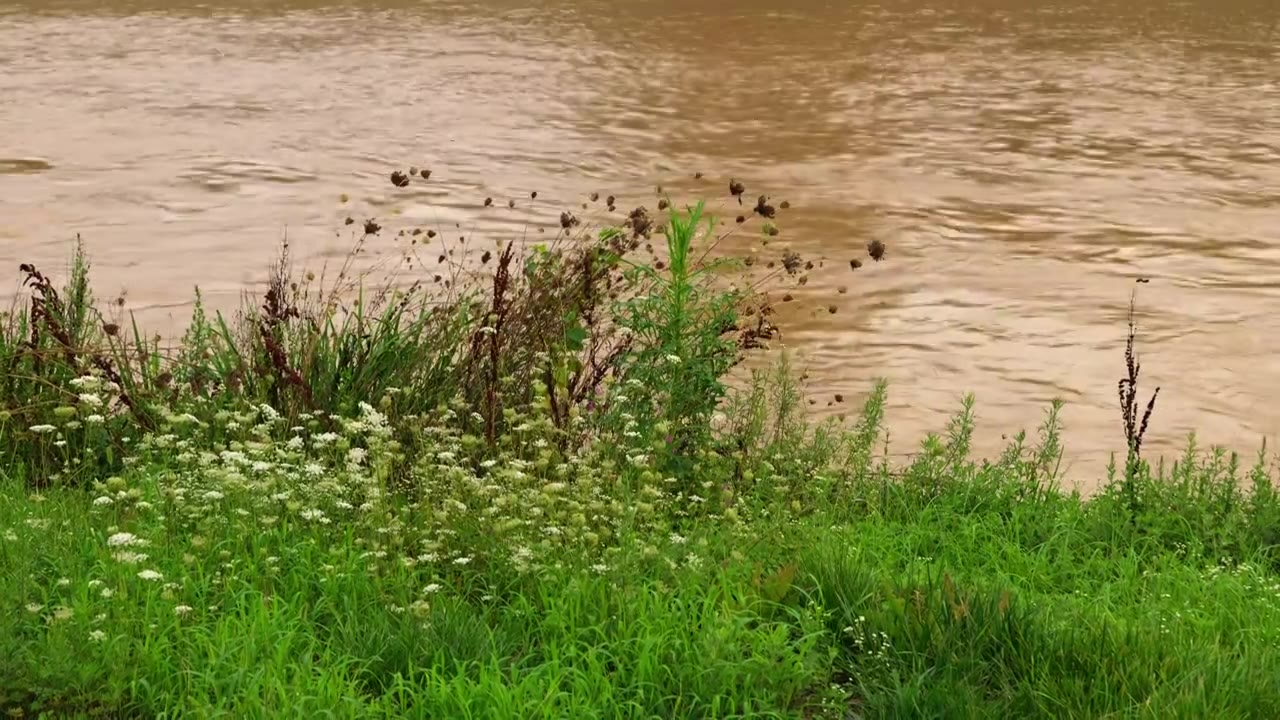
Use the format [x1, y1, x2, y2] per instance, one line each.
[2, 194, 1279, 718]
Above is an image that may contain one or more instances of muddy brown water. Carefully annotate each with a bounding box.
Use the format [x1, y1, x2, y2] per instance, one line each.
[3, 0, 1279, 488]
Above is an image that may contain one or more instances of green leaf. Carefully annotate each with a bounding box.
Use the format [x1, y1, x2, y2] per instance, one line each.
[566, 326, 588, 353]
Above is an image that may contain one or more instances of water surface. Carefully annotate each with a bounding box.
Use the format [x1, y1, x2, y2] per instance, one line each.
[3, 0, 1279, 485]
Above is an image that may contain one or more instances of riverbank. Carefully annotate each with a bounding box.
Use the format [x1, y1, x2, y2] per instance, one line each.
[3, 199, 1278, 718]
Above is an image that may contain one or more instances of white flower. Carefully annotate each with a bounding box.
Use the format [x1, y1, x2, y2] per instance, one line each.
[113, 551, 148, 564]
[92, 495, 113, 506]
[137, 569, 163, 581]
[424, 583, 442, 594]
[85, 414, 105, 424]
[78, 393, 103, 408]
[174, 605, 193, 617]
[30, 424, 57, 434]
[25, 603, 42, 614]
[107, 532, 146, 547]
[202, 490, 225, 501]
[100, 587, 115, 598]
[452, 556, 472, 566]
[89, 629, 107, 642]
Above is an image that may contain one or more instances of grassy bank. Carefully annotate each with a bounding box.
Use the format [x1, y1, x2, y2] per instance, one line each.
[2, 188, 1279, 718]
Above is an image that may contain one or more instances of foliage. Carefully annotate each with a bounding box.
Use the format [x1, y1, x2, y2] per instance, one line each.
[2, 189, 1279, 718]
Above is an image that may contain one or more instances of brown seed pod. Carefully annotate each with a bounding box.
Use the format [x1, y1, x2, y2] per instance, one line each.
[867, 239, 886, 261]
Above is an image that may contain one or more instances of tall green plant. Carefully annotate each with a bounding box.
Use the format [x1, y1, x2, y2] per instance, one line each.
[612, 201, 744, 479]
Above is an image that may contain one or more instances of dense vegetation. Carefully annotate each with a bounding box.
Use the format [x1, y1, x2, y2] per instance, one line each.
[2, 187, 1278, 718]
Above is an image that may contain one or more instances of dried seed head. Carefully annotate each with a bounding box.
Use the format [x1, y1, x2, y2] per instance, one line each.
[867, 239, 886, 261]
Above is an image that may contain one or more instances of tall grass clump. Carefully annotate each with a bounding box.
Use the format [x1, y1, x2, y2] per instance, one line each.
[0, 181, 800, 491]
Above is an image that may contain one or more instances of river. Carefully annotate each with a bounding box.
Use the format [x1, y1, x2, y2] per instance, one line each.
[3, 0, 1279, 487]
